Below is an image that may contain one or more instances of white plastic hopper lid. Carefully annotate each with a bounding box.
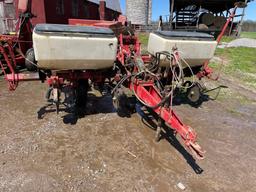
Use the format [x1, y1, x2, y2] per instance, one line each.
[154, 31, 215, 41]
[34, 24, 115, 36]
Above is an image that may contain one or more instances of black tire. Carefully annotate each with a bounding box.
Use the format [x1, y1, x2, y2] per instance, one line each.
[75, 79, 88, 116]
[187, 83, 202, 104]
[113, 90, 129, 117]
[25, 48, 37, 71]
[113, 89, 136, 117]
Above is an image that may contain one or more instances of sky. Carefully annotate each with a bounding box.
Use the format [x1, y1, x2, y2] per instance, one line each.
[120, 0, 256, 21]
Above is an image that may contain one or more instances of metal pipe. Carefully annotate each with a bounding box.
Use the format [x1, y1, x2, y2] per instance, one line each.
[229, 8, 236, 36]
[216, 6, 238, 43]
[6, 73, 40, 81]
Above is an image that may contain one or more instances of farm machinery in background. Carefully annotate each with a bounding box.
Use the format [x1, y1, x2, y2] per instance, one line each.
[0, 0, 36, 74]
[161, 0, 250, 38]
[0, 1, 247, 160]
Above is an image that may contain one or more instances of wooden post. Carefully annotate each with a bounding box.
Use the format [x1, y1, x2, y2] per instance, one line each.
[99, 0, 106, 20]
[237, 0, 248, 37]
[196, 5, 202, 29]
[158, 15, 163, 31]
[170, 0, 174, 30]
[229, 9, 236, 36]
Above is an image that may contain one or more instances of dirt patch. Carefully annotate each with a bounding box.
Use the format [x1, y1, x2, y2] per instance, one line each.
[0, 77, 256, 191]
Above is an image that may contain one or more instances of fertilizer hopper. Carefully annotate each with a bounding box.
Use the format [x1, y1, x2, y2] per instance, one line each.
[33, 24, 118, 70]
[147, 31, 217, 70]
[31, 24, 119, 114]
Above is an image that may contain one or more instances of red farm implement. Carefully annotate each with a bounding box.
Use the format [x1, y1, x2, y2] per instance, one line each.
[0, 1, 247, 161]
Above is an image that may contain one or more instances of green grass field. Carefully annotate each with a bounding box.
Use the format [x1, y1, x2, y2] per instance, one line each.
[214, 47, 256, 74]
[241, 32, 256, 39]
[212, 32, 256, 88]
[218, 32, 256, 42]
[211, 47, 256, 88]
[138, 33, 149, 47]
[220, 36, 235, 43]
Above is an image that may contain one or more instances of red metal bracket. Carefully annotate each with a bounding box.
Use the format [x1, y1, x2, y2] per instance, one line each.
[217, 6, 238, 44]
[132, 81, 205, 159]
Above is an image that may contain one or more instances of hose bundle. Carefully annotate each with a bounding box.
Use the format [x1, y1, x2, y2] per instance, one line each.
[112, 48, 196, 110]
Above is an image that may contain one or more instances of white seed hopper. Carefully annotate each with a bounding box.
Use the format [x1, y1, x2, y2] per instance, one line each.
[148, 31, 217, 68]
[33, 24, 118, 70]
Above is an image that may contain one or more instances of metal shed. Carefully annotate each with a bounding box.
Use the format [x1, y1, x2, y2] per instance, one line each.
[164, 0, 251, 36]
[170, 0, 252, 12]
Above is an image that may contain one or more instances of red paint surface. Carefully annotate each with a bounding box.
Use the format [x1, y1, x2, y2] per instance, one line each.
[13, 0, 120, 26]
[17, 0, 28, 13]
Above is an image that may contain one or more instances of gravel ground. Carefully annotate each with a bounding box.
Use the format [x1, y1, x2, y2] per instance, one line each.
[227, 38, 256, 48]
[218, 38, 256, 48]
[0, 75, 256, 191]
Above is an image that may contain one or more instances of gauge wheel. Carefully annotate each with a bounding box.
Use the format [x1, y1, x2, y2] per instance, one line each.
[113, 88, 133, 117]
[187, 84, 201, 104]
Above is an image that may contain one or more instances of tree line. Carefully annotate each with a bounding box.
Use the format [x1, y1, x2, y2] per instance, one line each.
[242, 20, 256, 32]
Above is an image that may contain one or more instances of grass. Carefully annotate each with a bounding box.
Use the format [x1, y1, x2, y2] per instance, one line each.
[220, 36, 235, 43]
[210, 47, 256, 89]
[138, 33, 149, 47]
[241, 32, 256, 39]
[214, 47, 256, 73]
[221, 32, 256, 42]
[211, 32, 256, 86]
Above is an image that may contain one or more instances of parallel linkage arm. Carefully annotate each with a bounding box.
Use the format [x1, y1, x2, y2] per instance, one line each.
[132, 80, 206, 160]
[117, 34, 205, 160]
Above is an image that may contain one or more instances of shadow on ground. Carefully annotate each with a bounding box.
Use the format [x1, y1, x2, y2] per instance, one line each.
[37, 89, 116, 125]
[136, 104, 204, 174]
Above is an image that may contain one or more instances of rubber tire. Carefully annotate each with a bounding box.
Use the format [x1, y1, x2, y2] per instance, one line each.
[25, 48, 37, 71]
[75, 79, 88, 116]
[187, 84, 201, 104]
